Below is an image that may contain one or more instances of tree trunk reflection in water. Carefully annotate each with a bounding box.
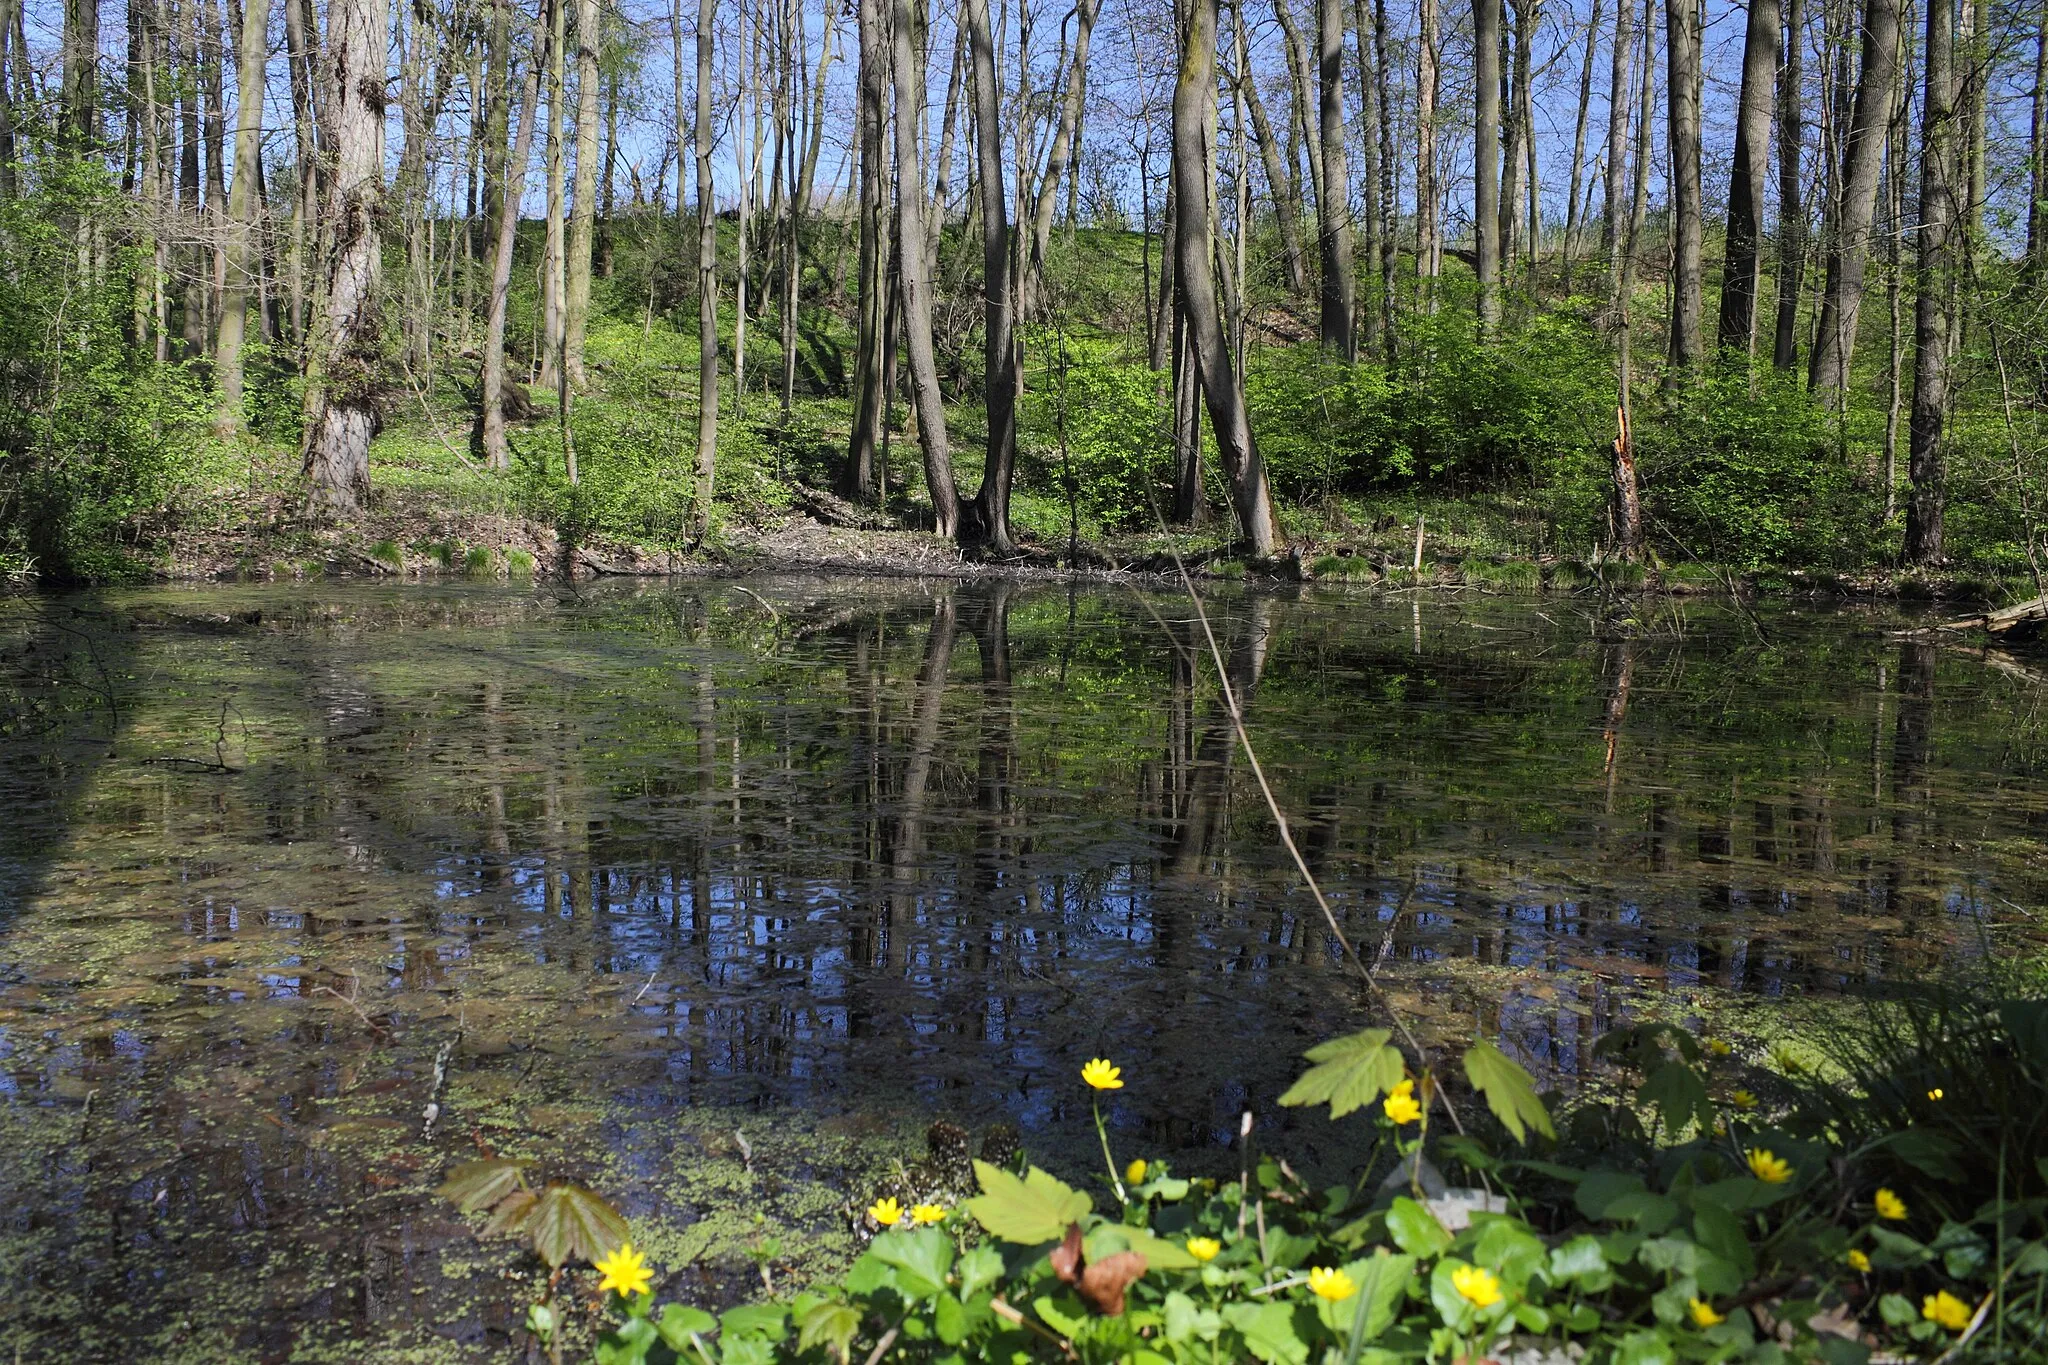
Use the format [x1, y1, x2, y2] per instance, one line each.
[887, 596, 957, 969]
[1167, 597, 1274, 882]
[1889, 642, 1936, 926]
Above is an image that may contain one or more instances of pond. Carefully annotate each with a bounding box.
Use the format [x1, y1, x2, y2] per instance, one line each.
[0, 577, 2040, 1360]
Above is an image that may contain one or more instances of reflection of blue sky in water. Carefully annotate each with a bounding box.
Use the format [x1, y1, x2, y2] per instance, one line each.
[0, 578, 2037, 1356]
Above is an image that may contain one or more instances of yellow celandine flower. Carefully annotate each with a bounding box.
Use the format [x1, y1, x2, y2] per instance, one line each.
[1186, 1237, 1221, 1263]
[910, 1203, 946, 1225]
[1450, 1264, 1503, 1309]
[1926, 1087, 1944, 1101]
[1845, 1249, 1872, 1273]
[1706, 1039, 1733, 1056]
[1730, 1090, 1758, 1110]
[1688, 1298, 1724, 1328]
[1126, 1158, 1149, 1184]
[1875, 1188, 1908, 1221]
[1747, 1149, 1793, 1184]
[593, 1242, 654, 1299]
[1081, 1058, 1123, 1091]
[1307, 1266, 1357, 1301]
[868, 1196, 905, 1227]
[1922, 1291, 1972, 1332]
[1383, 1078, 1424, 1126]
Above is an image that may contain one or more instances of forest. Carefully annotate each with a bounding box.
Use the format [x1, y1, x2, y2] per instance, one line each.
[2, 0, 2048, 584]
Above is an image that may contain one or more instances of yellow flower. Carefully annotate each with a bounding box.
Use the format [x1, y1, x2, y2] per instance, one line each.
[1730, 1090, 1758, 1110]
[1126, 1158, 1149, 1184]
[910, 1203, 946, 1225]
[1081, 1058, 1123, 1091]
[593, 1241, 654, 1299]
[868, 1196, 904, 1227]
[1922, 1291, 1972, 1332]
[1688, 1298, 1724, 1328]
[1307, 1266, 1357, 1301]
[1383, 1078, 1424, 1126]
[1746, 1149, 1793, 1184]
[1875, 1188, 1908, 1221]
[1926, 1087, 1943, 1101]
[1706, 1039, 1733, 1056]
[1845, 1249, 1871, 1273]
[1185, 1236, 1221, 1263]
[1450, 1264, 1503, 1309]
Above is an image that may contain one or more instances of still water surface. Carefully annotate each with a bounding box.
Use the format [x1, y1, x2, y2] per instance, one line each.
[0, 578, 2039, 1359]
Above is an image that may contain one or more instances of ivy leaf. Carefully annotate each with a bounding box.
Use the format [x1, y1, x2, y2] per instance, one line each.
[437, 1158, 534, 1213]
[964, 1161, 1091, 1245]
[1276, 1029, 1405, 1119]
[1463, 1041, 1556, 1143]
[528, 1183, 630, 1269]
[1636, 1061, 1712, 1136]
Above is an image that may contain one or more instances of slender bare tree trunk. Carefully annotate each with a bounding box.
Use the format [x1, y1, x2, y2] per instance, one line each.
[214, 0, 265, 434]
[1174, 0, 1278, 555]
[62, 0, 100, 148]
[1416, 0, 1440, 298]
[1316, 0, 1353, 357]
[1024, 0, 1101, 317]
[1274, 0, 1323, 220]
[1371, 0, 1395, 354]
[1475, 0, 1502, 336]
[1236, 7, 1310, 296]
[1773, 0, 1805, 368]
[479, 6, 536, 469]
[597, 58, 617, 278]
[1808, 0, 1899, 395]
[1500, 0, 1530, 275]
[963, 0, 1017, 552]
[691, 0, 717, 539]
[1600, 0, 1631, 289]
[1349, 0, 1380, 346]
[0, 0, 16, 196]
[563, 0, 600, 388]
[1716, 0, 1775, 354]
[843, 0, 888, 500]
[1563, 0, 1600, 290]
[892, 0, 958, 534]
[537, 0, 566, 392]
[301, 0, 391, 514]
[1905, 0, 1956, 565]
[1882, 5, 1909, 518]
[1665, 0, 1703, 372]
[2030, 0, 2048, 270]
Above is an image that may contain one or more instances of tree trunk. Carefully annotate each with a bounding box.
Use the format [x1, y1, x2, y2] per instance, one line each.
[597, 58, 617, 278]
[1371, 0, 1395, 355]
[1236, 10, 1310, 296]
[301, 0, 391, 515]
[538, 0, 566, 391]
[1500, 0, 1530, 275]
[1474, 0, 1502, 336]
[1416, 0, 1440, 294]
[1772, 0, 1805, 369]
[1174, 0, 1279, 556]
[1664, 0, 1703, 372]
[1904, 0, 1956, 565]
[843, 0, 889, 501]
[1717, 0, 1777, 354]
[1316, 0, 1354, 357]
[283, 0, 319, 350]
[2030, 0, 2048, 271]
[691, 0, 717, 540]
[892, 0, 959, 535]
[0, 0, 17, 195]
[963, 0, 1017, 553]
[214, 0, 265, 434]
[62, 0, 99, 148]
[1273, 0, 1323, 222]
[1600, 0, 1630, 287]
[478, 5, 536, 470]
[563, 0, 600, 388]
[1563, 0, 1600, 289]
[1808, 0, 1899, 395]
[1024, 0, 1101, 318]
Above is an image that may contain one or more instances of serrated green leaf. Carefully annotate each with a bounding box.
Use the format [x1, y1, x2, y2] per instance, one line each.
[528, 1183, 630, 1269]
[957, 1244, 1004, 1301]
[1463, 1041, 1555, 1143]
[1637, 1061, 1712, 1136]
[1222, 1300, 1310, 1365]
[1277, 1029, 1405, 1119]
[870, 1227, 956, 1299]
[796, 1302, 861, 1359]
[656, 1305, 717, 1351]
[437, 1158, 535, 1213]
[482, 1188, 538, 1237]
[964, 1161, 1091, 1245]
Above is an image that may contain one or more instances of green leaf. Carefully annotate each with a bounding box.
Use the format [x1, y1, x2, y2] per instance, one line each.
[1878, 1293, 1919, 1327]
[437, 1158, 535, 1213]
[1385, 1197, 1452, 1257]
[956, 1245, 1004, 1302]
[720, 1303, 789, 1341]
[796, 1302, 861, 1359]
[722, 1336, 774, 1365]
[964, 1161, 1091, 1245]
[934, 1292, 968, 1346]
[1576, 1170, 1647, 1220]
[1691, 1201, 1756, 1280]
[1612, 1327, 1678, 1365]
[1869, 1226, 1934, 1269]
[1276, 1028, 1405, 1119]
[1222, 1301, 1310, 1365]
[527, 1183, 630, 1270]
[1462, 1041, 1555, 1143]
[1089, 1224, 1199, 1270]
[656, 1305, 718, 1350]
[1033, 1293, 1089, 1339]
[595, 1316, 660, 1365]
[1548, 1235, 1611, 1291]
[1604, 1191, 1681, 1233]
[1164, 1291, 1223, 1344]
[1637, 1061, 1712, 1136]
[1322, 1250, 1413, 1344]
[870, 1227, 956, 1299]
